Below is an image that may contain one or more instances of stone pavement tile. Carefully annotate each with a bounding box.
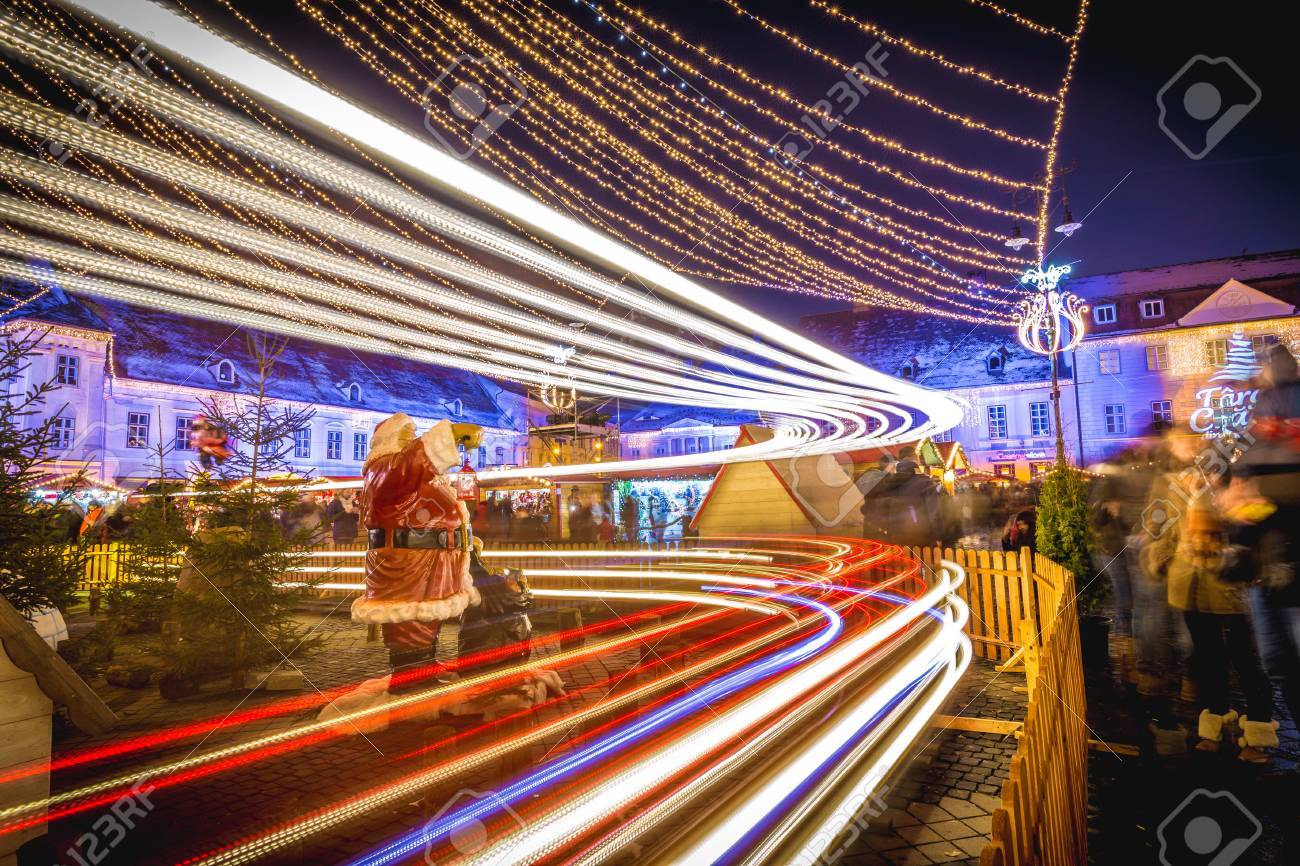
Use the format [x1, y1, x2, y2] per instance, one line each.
[879, 807, 921, 828]
[969, 792, 1001, 813]
[915, 841, 969, 863]
[936, 796, 985, 818]
[864, 831, 911, 852]
[953, 836, 988, 858]
[895, 824, 944, 845]
[962, 814, 993, 835]
[907, 803, 954, 824]
[881, 848, 936, 866]
[841, 853, 890, 866]
[929, 819, 979, 840]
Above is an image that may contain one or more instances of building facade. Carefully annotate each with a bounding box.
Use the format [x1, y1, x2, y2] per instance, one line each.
[802, 249, 1300, 477]
[801, 305, 1079, 479]
[3, 275, 527, 490]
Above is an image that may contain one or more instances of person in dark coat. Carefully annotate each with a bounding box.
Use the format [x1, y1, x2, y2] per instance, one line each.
[872, 459, 942, 547]
[326, 489, 361, 544]
[1229, 343, 1300, 732]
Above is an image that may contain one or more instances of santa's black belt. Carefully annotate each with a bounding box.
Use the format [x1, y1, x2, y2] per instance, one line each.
[368, 526, 473, 550]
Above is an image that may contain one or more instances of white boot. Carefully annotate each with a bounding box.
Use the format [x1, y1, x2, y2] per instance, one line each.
[1236, 717, 1280, 764]
[1195, 709, 1237, 753]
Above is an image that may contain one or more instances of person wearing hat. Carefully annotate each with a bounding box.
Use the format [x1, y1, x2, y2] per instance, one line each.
[351, 412, 482, 670]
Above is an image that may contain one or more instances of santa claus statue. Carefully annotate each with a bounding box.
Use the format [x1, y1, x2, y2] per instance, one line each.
[351, 412, 481, 670]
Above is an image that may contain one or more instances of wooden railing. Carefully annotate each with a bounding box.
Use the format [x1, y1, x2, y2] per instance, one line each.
[975, 551, 1087, 866]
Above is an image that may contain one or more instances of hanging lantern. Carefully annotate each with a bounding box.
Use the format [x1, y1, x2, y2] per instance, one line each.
[1054, 206, 1082, 238]
[1004, 223, 1030, 250]
[455, 457, 478, 501]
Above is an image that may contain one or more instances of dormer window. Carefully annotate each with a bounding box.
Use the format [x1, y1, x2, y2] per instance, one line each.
[346, 383, 361, 403]
[986, 350, 1007, 373]
[1093, 303, 1116, 325]
[1139, 298, 1165, 319]
[450, 398, 463, 417]
[215, 359, 235, 384]
[899, 359, 919, 380]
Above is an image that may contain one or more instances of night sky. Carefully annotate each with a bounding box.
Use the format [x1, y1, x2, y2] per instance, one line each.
[180, 0, 1300, 326]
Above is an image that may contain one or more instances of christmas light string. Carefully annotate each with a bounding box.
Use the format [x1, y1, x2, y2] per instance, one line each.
[340, 0, 1006, 314]
[300, 0, 1020, 317]
[806, 0, 1057, 102]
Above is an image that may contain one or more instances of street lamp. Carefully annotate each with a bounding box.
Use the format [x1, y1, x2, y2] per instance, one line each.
[1015, 263, 1087, 464]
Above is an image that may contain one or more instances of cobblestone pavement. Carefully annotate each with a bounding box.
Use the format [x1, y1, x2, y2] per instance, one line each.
[26, 613, 1028, 866]
[1084, 639, 1298, 866]
[839, 659, 1027, 866]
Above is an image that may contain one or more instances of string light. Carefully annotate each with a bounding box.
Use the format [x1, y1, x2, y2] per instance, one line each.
[808, 0, 1058, 102]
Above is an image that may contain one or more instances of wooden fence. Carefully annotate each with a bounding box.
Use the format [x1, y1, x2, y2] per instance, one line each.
[975, 551, 1088, 866]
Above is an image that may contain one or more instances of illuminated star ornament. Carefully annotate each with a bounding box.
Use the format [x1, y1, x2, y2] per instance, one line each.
[1015, 263, 1087, 355]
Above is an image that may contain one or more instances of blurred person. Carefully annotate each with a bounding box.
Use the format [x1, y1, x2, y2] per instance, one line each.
[621, 494, 640, 543]
[1230, 343, 1300, 729]
[326, 488, 360, 544]
[1143, 449, 1279, 763]
[1000, 507, 1036, 553]
[282, 491, 327, 545]
[872, 457, 941, 547]
[857, 454, 896, 540]
[597, 514, 615, 543]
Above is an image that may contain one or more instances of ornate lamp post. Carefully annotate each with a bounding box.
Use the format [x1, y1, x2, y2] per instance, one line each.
[1015, 263, 1087, 465]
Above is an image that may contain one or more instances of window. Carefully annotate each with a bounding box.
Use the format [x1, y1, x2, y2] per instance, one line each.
[346, 383, 361, 403]
[697, 436, 710, 453]
[865, 416, 882, 434]
[1098, 349, 1121, 375]
[993, 463, 1015, 478]
[55, 354, 78, 386]
[986, 352, 1005, 373]
[1092, 304, 1116, 325]
[126, 412, 150, 448]
[327, 429, 342, 460]
[259, 439, 279, 456]
[653, 445, 666, 457]
[174, 416, 193, 450]
[1030, 401, 1051, 437]
[987, 405, 1008, 440]
[216, 359, 235, 384]
[685, 438, 698, 454]
[670, 438, 683, 456]
[494, 445, 506, 464]
[293, 427, 311, 459]
[932, 429, 953, 443]
[1151, 400, 1173, 431]
[450, 398, 463, 417]
[1146, 344, 1169, 371]
[1252, 334, 1279, 359]
[899, 361, 917, 380]
[1205, 339, 1228, 367]
[352, 431, 368, 461]
[51, 416, 74, 450]
[1104, 404, 1127, 435]
[1139, 298, 1165, 319]
[1030, 461, 1055, 477]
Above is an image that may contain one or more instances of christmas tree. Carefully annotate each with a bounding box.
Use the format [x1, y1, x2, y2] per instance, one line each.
[1210, 332, 1260, 383]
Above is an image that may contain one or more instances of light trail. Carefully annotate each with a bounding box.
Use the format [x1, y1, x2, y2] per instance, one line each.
[0, 7, 979, 862]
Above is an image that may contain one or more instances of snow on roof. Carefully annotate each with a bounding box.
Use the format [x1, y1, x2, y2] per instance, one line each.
[618, 402, 762, 433]
[800, 306, 1062, 390]
[1068, 248, 1300, 300]
[3, 271, 513, 428]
